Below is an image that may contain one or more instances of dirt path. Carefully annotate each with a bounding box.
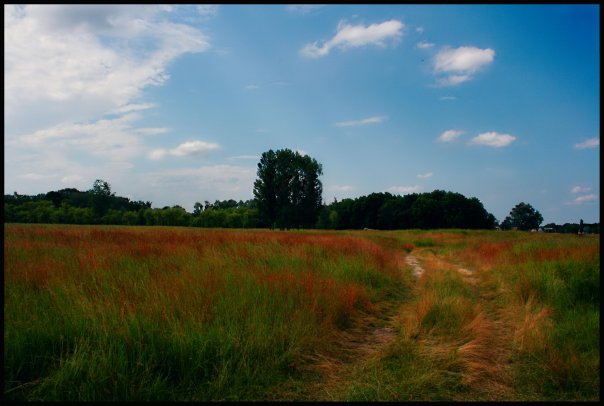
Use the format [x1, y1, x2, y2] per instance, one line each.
[404, 253, 425, 278]
[409, 247, 515, 400]
[292, 246, 514, 401]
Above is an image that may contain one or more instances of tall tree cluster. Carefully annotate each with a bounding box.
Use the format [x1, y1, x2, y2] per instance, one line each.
[500, 202, 543, 230]
[253, 148, 323, 229]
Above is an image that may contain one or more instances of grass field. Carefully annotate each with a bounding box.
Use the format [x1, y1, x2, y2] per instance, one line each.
[3, 224, 599, 401]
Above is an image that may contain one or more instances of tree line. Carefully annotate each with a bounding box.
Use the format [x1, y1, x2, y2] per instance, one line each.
[4, 149, 597, 232]
[3, 185, 260, 228]
[316, 190, 497, 230]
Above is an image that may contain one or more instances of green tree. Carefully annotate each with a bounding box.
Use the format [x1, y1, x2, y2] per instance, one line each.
[502, 202, 543, 231]
[89, 179, 114, 218]
[253, 148, 323, 229]
[193, 202, 204, 216]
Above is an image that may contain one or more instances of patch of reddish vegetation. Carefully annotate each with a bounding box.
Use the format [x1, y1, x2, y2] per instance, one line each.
[511, 243, 600, 265]
[457, 241, 514, 270]
[5, 225, 386, 330]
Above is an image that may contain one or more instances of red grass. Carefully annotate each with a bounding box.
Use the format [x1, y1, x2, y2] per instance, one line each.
[4, 225, 388, 333]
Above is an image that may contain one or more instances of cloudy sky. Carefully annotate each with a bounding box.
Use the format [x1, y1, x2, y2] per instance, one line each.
[4, 4, 600, 224]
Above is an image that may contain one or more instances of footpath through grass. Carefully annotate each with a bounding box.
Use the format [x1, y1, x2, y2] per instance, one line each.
[4, 225, 599, 401]
[323, 230, 599, 401]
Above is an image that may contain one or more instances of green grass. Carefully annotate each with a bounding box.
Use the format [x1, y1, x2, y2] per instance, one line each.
[3, 225, 599, 401]
[4, 224, 408, 401]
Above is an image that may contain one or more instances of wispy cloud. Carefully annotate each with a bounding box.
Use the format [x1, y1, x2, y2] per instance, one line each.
[4, 5, 214, 196]
[417, 172, 433, 179]
[439, 96, 457, 101]
[244, 84, 259, 90]
[20, 113, 147, 161]
[416, 40, 434, 49]
[566, 194, 599, 205]
[571, 186, 592, 193]
[468, 132, 516, 148]
[301, 19, 404, 58]
[334, 115, 387, 127]
[145, 164, 257, 209]
[433, 46, 495, 86]
[110, 103, 156, 115]
[574, 137, 599, 149]
[437, 129, 465, 143]
[149, 140, 220, 160]
[5, 5, 210, 123]
[387, 185, 422, 194]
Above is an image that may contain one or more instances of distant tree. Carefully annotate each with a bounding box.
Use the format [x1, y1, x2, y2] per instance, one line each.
[193, 202, 204, 215]
[253, 148, 323, 229]
[502, 202, 543, 231]
[89, 179, 114, 218]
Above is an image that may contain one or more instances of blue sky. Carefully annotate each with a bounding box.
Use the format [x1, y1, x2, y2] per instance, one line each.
[4, 4, 600, 224]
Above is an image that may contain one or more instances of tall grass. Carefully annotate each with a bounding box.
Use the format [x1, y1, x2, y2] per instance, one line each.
[330, 230, 599, 401]
[435, 231, 600, 400]
[4, 225, 598, 400]
[4, 224, 407, 401]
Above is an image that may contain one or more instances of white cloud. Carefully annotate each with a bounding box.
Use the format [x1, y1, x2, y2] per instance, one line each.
[5, 5, 210, 125]
[301, 19, 404, 58]
[4, 5, 216, 198]
[334, 115, 387, 127]
[571, 186, 592, 193]
[417, 172, 433, 179]
[145, 165, 257, 209]
[172, 141, 219, 156]
[415, 26, 424, 34]
[566, 194, 599, 205]
[20, 113, 147, 161]
[244, 84, 259, 90]
[110, 103, 157, 115]
[135, 127, 170, 136]
[416, 40, 434, 49]
[574, 138, 599, 149]
[387, 185, 422, 194]
[433, 46, 495, 86]
[437, 129, 465, 142]
[439, 96, 457, 101]
[437, 74, 472, 86]
[149, 140, 220, 160]
[468, 132, 516, 148]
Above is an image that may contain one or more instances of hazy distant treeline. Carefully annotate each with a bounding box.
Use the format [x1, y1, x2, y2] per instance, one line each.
[3, 187, 598, 233]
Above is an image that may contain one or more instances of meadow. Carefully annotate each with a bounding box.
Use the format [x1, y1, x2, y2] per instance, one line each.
[3, 224, 599, 401]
